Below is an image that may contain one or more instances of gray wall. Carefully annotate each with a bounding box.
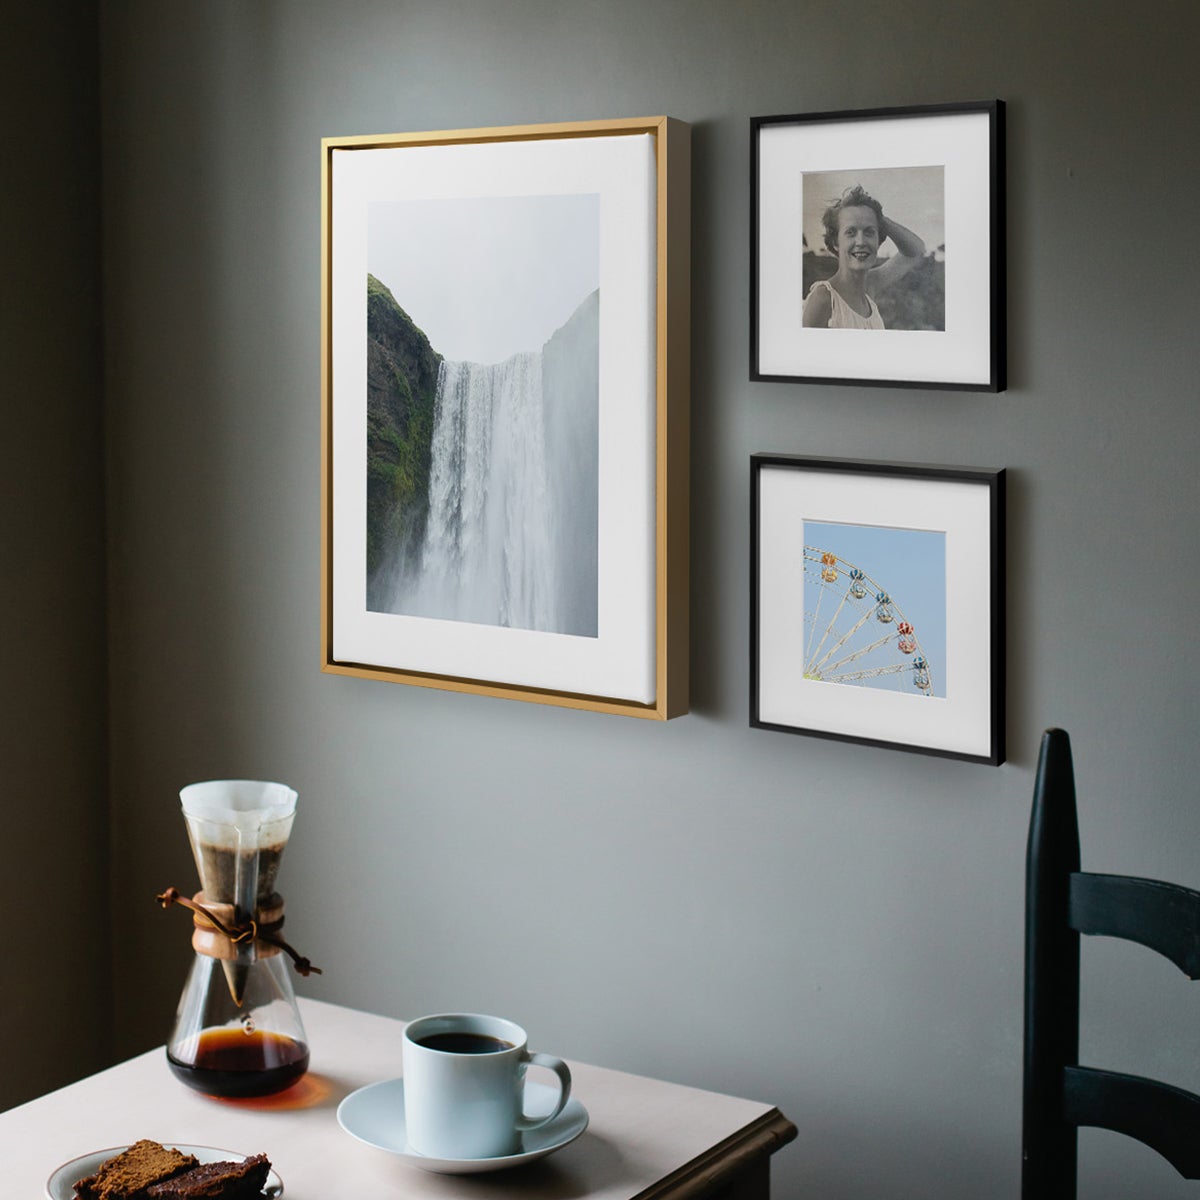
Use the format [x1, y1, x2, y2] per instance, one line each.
[0, 3, 111, 1108]
[93, 2, 1200, 1197]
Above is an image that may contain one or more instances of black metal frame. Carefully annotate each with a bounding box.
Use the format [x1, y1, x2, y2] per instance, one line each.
[749, 454, 1005, 765]
[1023, 728, 1200, 1197]
[749, 99, 1006, 392]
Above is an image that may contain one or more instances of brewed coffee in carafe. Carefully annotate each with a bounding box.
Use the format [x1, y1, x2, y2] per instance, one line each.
[163, 780, 316, 1098]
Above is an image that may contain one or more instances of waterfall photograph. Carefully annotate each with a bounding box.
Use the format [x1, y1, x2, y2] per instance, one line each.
[364, 192, 600, 638]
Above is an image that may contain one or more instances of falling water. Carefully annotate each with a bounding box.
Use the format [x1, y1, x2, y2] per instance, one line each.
[387, 290, 599, 636]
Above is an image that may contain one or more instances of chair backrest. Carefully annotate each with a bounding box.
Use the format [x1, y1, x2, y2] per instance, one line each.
[1023, 727, 1200, 1198]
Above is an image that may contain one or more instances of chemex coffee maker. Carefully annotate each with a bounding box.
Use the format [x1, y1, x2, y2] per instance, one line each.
[158, 781, 320, 1098]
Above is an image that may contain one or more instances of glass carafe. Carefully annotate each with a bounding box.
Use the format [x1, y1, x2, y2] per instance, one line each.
[164, 780, 312, 1099]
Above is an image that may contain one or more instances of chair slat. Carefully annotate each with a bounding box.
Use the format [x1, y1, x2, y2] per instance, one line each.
[1069, 872, 1200, 980]
[1063, 1066, 1200, 1179]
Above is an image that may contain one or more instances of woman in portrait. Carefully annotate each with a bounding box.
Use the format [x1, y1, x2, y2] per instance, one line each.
[802, 185, 926, 329]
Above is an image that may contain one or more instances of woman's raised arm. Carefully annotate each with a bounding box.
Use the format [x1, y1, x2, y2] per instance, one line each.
[870, 215, 926, 289]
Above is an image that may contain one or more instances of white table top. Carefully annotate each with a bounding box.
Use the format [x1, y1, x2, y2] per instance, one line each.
[2, 999, 794, 1199]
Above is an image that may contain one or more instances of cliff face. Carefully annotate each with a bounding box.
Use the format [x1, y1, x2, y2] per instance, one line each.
[366, 274, 441, 593]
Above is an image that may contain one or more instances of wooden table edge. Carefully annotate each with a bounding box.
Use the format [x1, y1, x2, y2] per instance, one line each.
[632, 1108, 798, 1200]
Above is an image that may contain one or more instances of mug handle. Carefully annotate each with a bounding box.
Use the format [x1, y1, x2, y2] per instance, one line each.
[516, 1051, 572, 1132]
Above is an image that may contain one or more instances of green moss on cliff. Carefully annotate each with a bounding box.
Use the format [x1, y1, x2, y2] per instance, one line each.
[365, 274, 441, 587]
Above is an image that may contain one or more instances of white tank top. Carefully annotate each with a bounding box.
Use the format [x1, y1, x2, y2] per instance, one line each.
[811, 279, 885, 329]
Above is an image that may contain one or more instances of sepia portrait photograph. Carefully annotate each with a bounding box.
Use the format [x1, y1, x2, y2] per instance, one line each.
[801, 166, 944, 332]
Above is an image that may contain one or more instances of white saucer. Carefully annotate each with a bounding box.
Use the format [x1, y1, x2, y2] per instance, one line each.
[46, 1144, 283, 1200]
[336, 1077, 589, 1174]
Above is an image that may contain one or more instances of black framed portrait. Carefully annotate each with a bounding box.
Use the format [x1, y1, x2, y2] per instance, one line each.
[751, 101, 1005, 391]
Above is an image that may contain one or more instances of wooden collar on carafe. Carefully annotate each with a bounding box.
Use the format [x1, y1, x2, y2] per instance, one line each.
[155, 887, 322, 977]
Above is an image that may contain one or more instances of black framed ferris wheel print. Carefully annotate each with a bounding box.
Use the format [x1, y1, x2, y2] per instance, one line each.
[750, 454, 1005, 764]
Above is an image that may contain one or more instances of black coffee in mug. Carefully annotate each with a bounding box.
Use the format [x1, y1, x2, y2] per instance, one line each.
[415, 1031, 516, 1055]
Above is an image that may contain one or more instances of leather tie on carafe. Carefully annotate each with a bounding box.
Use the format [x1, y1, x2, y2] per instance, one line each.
[156, 886, 322, 1004]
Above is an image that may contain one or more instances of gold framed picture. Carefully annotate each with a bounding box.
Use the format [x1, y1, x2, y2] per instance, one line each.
[321, 117, 690, 718]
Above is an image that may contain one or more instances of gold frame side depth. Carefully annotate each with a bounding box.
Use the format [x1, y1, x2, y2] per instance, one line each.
[320, 117, 690, 719]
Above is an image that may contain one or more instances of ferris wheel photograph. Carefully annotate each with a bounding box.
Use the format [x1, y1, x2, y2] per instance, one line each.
[801, 520, 946, 699]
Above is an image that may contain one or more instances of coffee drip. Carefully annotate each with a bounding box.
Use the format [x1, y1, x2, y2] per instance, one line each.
[162, 781, 316, 1098]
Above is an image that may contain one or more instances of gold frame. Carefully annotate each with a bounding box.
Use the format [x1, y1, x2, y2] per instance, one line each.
[320, 117, 689, 719]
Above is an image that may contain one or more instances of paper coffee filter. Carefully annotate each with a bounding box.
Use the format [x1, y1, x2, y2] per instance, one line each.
[181, 782, 296, 897]
[180, 777, 297, 835]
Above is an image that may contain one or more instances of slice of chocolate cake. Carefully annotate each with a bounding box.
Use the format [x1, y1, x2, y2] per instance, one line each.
[73, 1140, 199, 1199]
[145, 1154, 271, 1199]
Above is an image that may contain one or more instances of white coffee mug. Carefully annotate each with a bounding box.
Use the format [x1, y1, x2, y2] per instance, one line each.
[402, 1013, 572, 1159]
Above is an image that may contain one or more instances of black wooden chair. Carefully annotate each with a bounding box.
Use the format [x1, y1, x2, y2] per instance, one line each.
[1023, 727, 1200, 1197]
